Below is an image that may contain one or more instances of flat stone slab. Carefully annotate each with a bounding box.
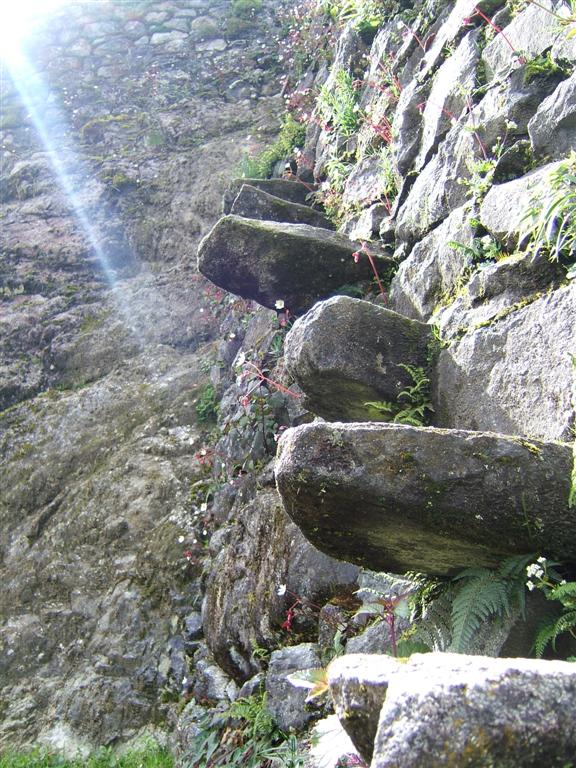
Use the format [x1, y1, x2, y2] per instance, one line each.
[284, 296, 432, 421]
[223, 178, 312, 214]
[368, 653, 576, 767]
[197, 215, 372, 315]
[275, 422, 574, 575]
[230, 184, 334, 229]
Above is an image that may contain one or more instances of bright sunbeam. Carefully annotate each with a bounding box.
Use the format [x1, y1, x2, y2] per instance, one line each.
[0, 0, 68, 60]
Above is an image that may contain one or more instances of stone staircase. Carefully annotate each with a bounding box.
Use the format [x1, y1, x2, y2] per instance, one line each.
[198, 179, 575, 577]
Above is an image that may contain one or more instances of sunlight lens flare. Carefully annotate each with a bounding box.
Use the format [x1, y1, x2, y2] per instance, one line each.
[0, 0, 68, 60]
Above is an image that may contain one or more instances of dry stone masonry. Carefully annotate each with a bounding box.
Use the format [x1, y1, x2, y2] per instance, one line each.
[2, 0, 576, 764]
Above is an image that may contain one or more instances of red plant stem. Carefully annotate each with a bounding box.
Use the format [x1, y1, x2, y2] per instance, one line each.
[284, 170, 318, 194]
[245, 362, 302, 398]
[471, 6, 526, 63]
[366, 250, 387, 298]
[402, 22, 434, 51]
[465, 95, 488, 160]
[387, 612, 398, 657]
[284, 588, 322, 612]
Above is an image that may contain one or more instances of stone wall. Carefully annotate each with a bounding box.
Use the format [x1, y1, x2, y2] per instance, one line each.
[0, 0, 291, 753]
[2, 0, 576, 764]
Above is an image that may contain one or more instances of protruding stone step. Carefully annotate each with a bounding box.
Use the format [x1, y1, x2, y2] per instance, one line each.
[328, 654, 397, 763]
[284, 296, 432, 421]
[223, 178, 312, 214]
[230, 184, 334, 230]
[329, 653, 576, 768]
[275, 422, 574, 575]
[197, 216, 373, 315]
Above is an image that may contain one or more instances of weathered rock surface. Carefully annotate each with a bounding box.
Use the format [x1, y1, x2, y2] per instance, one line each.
[222, 178, 311, 214]
[275, 422, 574, 575]
[265, 644, 322, 732]
[0, 0, 291, 751]
[414, 30, 481, 172]
[202, 488, 358, 681]
[435, 281, 576, 441]
[371, 653, 576, 767]
[229, 183, 333, 229]
[390, 204, 476, 321]
[284, 296, 432, 421]
[480, 161, 563, 250]
[483, 1, 563, 81]
[529, 70, 576, 160]
[328, 654, 397, 763]
[197, 216, 372, 315]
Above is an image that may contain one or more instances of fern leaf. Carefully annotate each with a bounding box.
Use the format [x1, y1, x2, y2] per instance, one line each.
[551, 610, 576, 641]
[411, 586, 454, 652]
[548, 582, 576, 607]
[449, 573, 510, 653]
[534, 620, 556, 657]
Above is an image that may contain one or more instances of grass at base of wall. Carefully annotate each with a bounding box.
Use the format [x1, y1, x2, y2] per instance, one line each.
[0, 745, 173, 768]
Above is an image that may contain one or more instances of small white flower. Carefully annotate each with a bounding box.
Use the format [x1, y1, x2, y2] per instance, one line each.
[277, 584, 287, 596]
[537, 556, 547, 564]
[200, 502, 208, 512]
[275, 299, 285, 310]
[178, 535, 185, 543]
[527, 580, 535, 591]
[526, 563, 544, 579]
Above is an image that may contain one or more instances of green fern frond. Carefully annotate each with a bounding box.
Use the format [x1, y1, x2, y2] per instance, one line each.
[449, 572, 511, 653]
[411, 586, 454, 652]
[534, 610, 576, 657]
[497, 553, 535, 579]
[534, 620, 559, 658]
[549, 582, 576, 607]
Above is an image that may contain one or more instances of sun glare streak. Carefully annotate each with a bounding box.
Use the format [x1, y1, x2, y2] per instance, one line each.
[0, 0, 68, 60]
[5, 46, 122, 290]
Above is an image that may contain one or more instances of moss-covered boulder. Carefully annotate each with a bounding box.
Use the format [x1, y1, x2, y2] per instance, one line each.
[275, 422, 575, 575]
[284, 296, 432, 421]
[197, 215, 372, 314]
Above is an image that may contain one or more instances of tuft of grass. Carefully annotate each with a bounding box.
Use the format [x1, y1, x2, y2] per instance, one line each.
[0, 744, 173, 768]
[318, 68, 360, 137]
[237, 115, 306, 180]
[519, 151, 576, 267]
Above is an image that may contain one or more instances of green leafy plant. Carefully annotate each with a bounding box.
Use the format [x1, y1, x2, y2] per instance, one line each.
[526, 557, 576, 658]
[406, 555, 534, 654]
[459, 156, 497, 201]
[318, 69, 361, 137]
[448, 235, 505, 264]
[320, 0, 395, 36]
[0, 744, 173, 768]
[238, 115, 307, 180]
[230, 0, 263, 19]
[523, 51, 570, 84]
[353, 579, 412, 656]
[519, 151, 576, 268]
[186, 693, 297, 768]
[365, 364, 434, 426]
[195, 384, 219, 423]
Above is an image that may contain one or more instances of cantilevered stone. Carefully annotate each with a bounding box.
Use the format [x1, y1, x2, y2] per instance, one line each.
[222, 178, 312, 214]
[275, 422, 574, 575]
[197, 216, 373, 315]
[230, 184, 334, 229]
[284, 296, 432, 421]
[372, 653, 576, 767]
